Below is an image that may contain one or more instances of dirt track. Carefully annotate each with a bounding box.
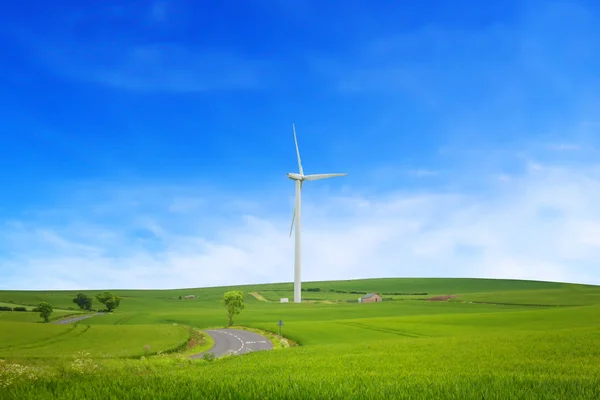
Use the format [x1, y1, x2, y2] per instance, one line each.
[53, 312, 104, 324]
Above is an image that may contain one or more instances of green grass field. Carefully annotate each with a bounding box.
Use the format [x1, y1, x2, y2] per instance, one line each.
[0, 310, 84, 323]
[0, 322, 190, 360]
[1, 277, 599, 399]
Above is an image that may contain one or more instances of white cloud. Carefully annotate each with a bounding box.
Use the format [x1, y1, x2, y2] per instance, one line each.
[51, 43, 268, 92]
[581, 121, 600, 128]
[168, 197, 205, 213]
[2, 157, 600, 290]
[407, 169, 439, 177]
[16, 30, 273, 93]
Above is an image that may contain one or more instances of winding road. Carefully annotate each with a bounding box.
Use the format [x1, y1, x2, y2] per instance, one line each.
[191, 329, 273, 359]
[51, 314, 273, 359]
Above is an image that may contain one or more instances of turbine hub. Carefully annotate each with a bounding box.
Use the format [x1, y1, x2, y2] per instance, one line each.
[287, 173, 303, 181]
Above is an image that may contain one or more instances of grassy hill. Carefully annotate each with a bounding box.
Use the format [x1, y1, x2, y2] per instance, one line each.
[0, 276, 592, 307]
[1, 277, 599, 399]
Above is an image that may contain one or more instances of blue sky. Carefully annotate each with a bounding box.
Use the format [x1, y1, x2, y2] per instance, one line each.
[1, 0, 600, 289]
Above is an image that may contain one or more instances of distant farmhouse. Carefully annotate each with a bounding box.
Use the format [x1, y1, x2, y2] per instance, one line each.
[183, 295, 196, 300]
[359, 293, 382, 303]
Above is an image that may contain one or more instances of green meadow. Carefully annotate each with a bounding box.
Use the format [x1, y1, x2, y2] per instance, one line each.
[1, 277, 599, 399]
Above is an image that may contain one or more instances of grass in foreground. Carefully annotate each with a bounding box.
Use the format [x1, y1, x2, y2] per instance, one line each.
[0, 322, 190, 360]
[2, 325, 599, 399]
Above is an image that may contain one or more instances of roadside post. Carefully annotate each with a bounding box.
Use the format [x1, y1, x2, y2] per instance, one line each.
[277, 319, 284, 339]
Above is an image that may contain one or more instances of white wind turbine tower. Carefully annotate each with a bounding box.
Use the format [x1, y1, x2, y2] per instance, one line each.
[287, 124, 347, 303]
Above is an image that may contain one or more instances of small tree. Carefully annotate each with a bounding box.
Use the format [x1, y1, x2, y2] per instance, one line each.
[95, 291, 121, 312]
[38, 302, 53, 322]
[73, 293, 93, 311]
[223, 290, 245, 326]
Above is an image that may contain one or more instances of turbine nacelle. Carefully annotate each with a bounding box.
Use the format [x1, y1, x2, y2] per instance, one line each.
[287, 172, 303, 181]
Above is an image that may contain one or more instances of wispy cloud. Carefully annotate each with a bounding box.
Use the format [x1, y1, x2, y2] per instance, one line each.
[2, 148, 600, 290]
[5, 2, 276, 93]
[309, 0, 600, 120]
[32, 41, 271, 93]
[309, 23, 516, 100]
[546, 143, 581, 151]
[582, 121, 600, 128]
[407, 169, 439, 177]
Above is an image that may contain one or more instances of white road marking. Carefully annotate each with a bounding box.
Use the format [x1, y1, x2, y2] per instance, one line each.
[195, 329, 273, 359]
[221, 330, 245, 354]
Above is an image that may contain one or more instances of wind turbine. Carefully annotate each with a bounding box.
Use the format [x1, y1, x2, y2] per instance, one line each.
[287, 124, 347, 303]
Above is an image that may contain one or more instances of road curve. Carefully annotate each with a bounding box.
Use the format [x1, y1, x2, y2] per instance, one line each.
[191, 328, 273, 359]
[53, 312, 104, 324]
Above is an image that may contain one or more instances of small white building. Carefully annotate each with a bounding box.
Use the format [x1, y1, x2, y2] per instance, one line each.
[280, 298, 289, 303]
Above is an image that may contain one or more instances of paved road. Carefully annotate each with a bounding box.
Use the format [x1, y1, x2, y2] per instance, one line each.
[53, 312, 104, 324]
[191, 328, 273, 359]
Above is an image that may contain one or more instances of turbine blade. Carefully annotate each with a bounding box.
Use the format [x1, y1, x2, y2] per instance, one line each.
[303, 173, 347, 181]
[289, 181, 302, 236]
[293, 123, 304, 175]
[289, 207, 295, 237]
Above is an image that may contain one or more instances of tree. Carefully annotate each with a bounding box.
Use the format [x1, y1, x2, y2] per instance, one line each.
[223, 290, 245, 326]
[38, 302, 53, 322]
[73, 293, 93, 311]
[95, 291, 121, 312]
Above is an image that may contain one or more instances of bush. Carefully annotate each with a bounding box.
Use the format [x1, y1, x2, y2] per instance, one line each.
[96, 292, 121, 312]
[13, 307, 27, 312]
[73, 293, 93, 311]
[0, 306, 12, 312]
[37, 302, 53, 322]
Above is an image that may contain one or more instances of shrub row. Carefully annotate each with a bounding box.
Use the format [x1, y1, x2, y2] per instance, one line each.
[0, 306, 28, 311]
[328, 289, 368, 294]
[302, 288, 429, 295]
[381, 292, 429, 296]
